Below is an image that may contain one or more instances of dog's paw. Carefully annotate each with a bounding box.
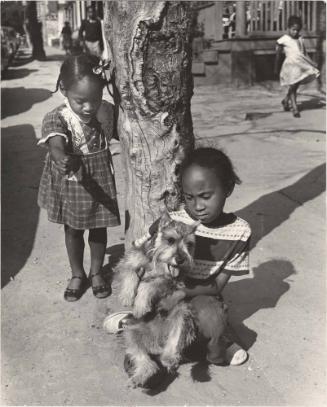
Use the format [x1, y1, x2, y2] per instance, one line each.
[119, 296, 134, 307]
[133, 304, 151, 318]
[119, 269, 141, 306]
[131, 362, 160, 388]
[127, 377, 138, 389]
[119, 291, 137, 307]
[160, 353, 180, 372]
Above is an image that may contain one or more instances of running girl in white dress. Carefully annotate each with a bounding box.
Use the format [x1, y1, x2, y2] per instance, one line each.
[275, 15, 320, 118]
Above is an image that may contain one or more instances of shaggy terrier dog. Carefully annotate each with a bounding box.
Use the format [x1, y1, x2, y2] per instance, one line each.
[116, 212, 199, 387]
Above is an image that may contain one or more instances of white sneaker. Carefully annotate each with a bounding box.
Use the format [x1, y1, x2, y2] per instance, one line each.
[225, 343, 248, 366]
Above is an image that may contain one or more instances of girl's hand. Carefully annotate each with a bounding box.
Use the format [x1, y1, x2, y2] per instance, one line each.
[65, 155, 80, 174]
[55, 156, 69, 175]
[48, 136, 72, 175]
[55, 156, 80, 175]
[182, 270, 231, 298]
[157, 290, 186, 313]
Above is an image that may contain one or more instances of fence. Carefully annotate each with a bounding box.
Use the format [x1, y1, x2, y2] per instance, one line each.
[247, 1, 318, 36]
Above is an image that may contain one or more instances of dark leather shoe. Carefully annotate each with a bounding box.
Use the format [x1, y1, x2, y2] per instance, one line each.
[89, 271, 111, 299]
[64, 275, 88, 302]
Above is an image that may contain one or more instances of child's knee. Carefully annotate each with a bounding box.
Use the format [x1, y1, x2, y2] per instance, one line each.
[190, 295, 228, 340]
[65, 225, 84, 238]
[88, 227, 107, 243]
[206, 337, 226, 365]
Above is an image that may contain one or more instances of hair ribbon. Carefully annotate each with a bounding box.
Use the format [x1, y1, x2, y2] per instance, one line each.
[92, 59, 111, 81]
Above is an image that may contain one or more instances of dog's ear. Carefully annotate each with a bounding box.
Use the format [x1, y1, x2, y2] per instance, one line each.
[159, 208, 172, 228]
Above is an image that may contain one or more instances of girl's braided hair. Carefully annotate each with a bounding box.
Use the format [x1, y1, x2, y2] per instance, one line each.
[54, 54, 108, 93]
[287, 15, 302, 29]
[180, 147, 241, 193]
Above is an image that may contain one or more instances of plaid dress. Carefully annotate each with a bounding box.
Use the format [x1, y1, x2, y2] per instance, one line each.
[37, 101, 120, 230]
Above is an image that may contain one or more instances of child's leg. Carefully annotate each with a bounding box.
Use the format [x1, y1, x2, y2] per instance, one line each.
[289, 83, 300, 116]
[189, 296, 227, 365]
[190, 295, 247, 366]
[64, 225, 87, 301]
[89, 227, 107, 275]
[221, 323, 248, 366]
[64, 225, 86, 282]
[282, 88, 291, 111]
[88, 228, 110, 298]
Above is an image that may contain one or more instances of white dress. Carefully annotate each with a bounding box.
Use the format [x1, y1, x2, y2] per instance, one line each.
[277, 34, 320, 86]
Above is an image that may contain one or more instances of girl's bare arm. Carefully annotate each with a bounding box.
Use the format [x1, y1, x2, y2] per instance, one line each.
[48, 136, 67, 161]
[48, 136, 71, 175]
[157, 271, 233, 312]
[275, 44, 284, 76]
[183, 270, 232, 298]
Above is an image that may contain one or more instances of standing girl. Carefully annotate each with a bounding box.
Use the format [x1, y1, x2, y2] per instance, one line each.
[38, 54, 120, 302]
[275, 15, 320, 118]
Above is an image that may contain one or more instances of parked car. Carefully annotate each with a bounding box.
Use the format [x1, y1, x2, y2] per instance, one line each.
[1, 34, 10, 72]
[1, 26, 20, 72]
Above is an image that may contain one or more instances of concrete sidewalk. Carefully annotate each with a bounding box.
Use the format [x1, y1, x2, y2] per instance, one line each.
[1, 46, 326, 406]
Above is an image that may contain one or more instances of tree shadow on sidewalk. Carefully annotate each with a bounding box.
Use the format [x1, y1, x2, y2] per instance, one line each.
[223, 162, 326, 350]
[299, 92, 326, 102]
[205, 128, 325, 140]
[1, 124, 45, 288]
[1, 68, 38, 81]
[298, 97, 326, 111]
[102, 243, 124, 285]
[236, 162, 326, 250]
[1, 87, 52, 119]
[225, 259, 296, 350]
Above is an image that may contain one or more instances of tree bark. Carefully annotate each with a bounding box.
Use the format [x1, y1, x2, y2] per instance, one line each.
[103, 1, 195, 246]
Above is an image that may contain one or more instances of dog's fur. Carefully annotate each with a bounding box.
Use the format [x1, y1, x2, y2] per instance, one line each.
[115, 212, 199, 387]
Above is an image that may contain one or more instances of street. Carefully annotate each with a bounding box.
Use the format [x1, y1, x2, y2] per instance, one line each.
[1, 46, 326, 406]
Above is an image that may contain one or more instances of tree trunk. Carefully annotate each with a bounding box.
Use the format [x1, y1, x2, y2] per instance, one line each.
[25, 1, 46, 61]
[103, 1, 195, 246]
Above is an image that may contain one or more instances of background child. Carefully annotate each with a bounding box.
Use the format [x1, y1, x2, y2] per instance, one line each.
[38, 54, 120, 302]
[107, 147, 251, 366]
[61, 21, 72, 55]
[79, 6, 104, 57]
[275, 15, 320, 118]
